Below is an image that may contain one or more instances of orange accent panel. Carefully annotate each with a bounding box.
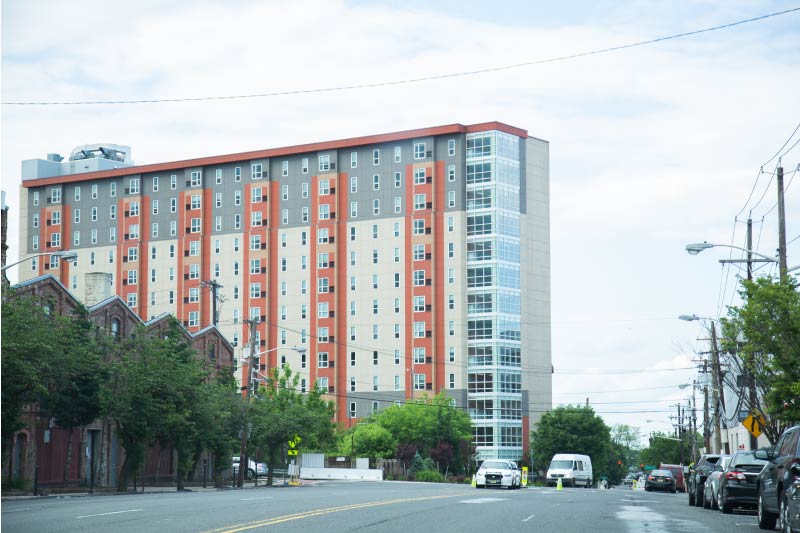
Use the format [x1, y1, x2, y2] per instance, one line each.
[139, 195, 150, 320]
[335, 172, 349, 426]
[404, 164, 415, 395]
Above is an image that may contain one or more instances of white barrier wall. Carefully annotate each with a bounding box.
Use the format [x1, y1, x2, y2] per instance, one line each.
[300, 467, 383, 481]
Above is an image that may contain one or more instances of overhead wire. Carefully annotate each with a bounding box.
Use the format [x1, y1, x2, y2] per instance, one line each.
[3, 8, 799, 106]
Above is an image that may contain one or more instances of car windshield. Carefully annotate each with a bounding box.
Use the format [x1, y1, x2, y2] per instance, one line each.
[481, 461, 510, 470]
[731, 452, 768, 467]
[549, 460, 574, 469]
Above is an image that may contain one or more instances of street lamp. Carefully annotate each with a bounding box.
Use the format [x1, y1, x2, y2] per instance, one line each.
[685, 242, 799, 272]
[2, 250, 78, 272]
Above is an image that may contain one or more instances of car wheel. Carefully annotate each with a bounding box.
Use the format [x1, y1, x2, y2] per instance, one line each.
[758, 490, 778, 530]
[710, 490, 718, 510]
[695, 486, 704, 507]
[689, 485, 696, 506]
[780, 493, 790, 533]
[703, 490, 711, 509]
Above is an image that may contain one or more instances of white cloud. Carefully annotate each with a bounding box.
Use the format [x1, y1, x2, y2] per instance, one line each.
[2, 0, 798, 434]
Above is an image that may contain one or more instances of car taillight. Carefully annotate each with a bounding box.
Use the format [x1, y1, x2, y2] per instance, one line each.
[726, 471, 746, 481]
[648, 475, 654, 481]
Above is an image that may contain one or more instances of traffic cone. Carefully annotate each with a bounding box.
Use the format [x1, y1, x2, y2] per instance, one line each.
[471, 475, 476, 488]
[556, 477, 563, 490]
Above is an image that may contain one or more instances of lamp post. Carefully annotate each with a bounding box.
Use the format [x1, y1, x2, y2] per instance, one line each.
[236, 344, 306, 488]
[2, 250, 78, 272]
[679, 315, 724, 454]
[685, 242, 799, 284]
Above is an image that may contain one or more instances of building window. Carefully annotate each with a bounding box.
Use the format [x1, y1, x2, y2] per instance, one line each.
[251, 163, 263, 179]
[414, 270, 425, 286]
[188, 311, 199, 327]
[414, 322, 425, 338]
[373, 199, 380, 215]
[372, 149, 380, 165]
[448, 139, 456, 156]
[372, 174, 380, 190]
[234, 190, 241, 206]
[317, 352, 329, 368]
[394, 146, 401, 163]
[110, 183, 116, 197]
[170, 174, 177, 189]
[282, 160, 289, 177]
[350, 202, 358, 218]
[413, 219, 425, 235]
[282, 184, 288, 200]
[189, 287, 200, 303]
[448, 190, 456, 207]
[301, 182, 309, 198]
[414, 374, 425, 390]
[350, 176, 358, 193]
[394, 375, 401, 391]
[394, 197, 401, 213]
[414, 142, 425, 159]
[74, 186, 81, 201]
[251, 211, 263, 227]
[413, 244, 425, 261]
[91, 184, 97, 199]
[73, 231, 80, 246]
[319, 179, 330, 195]
[301, 158, 309, 174]
[127, 293, 137, 308]
[448, 165, 456, 181]
[414, 194, 426, 210]
[301, 207, 309, 223]
[152, 223, 159, 238]
[318, 155, 331, 172]
[319, 204, 330, 220]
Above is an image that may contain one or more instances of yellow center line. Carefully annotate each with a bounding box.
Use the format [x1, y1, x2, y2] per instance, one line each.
[200, 493, 469, 533]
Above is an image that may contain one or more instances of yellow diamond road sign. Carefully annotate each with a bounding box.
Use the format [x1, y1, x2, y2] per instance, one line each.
[743, 414, 764, 439]
[287, 449, 298, 456]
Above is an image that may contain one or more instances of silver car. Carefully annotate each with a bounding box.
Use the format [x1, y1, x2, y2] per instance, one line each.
[703, 455, 732, 510]
[475, 460, 522, 489]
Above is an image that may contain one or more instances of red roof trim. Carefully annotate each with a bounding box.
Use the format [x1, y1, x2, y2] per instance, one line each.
[22, 122, 529, 188]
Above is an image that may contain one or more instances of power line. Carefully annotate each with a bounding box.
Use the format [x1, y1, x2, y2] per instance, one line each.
[3, 8, 798, 106]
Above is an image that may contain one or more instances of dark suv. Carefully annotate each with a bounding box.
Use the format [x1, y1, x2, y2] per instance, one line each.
[755, 424, 800, 530]
[687, 454, 722, 507]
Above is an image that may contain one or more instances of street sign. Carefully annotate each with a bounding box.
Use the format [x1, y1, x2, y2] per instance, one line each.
[743, 414, 765, 439]
[287, 449, 298, 456]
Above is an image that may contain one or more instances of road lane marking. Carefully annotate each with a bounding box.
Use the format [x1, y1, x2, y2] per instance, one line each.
[201, 493, 470, 533]
[459, 498, 507, 504]
[76, 509, 143, 519]
[240, 497, 274, 501]
[522, 514, 536, 522]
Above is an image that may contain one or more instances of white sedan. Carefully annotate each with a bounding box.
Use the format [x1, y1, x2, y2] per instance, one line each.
[475, 460, 522, 489]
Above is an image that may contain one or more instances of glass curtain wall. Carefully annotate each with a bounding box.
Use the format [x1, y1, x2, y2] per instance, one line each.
[465, 131, 523, 462]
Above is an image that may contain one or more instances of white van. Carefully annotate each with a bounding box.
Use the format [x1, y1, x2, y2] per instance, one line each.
[546, 453, 593, 487]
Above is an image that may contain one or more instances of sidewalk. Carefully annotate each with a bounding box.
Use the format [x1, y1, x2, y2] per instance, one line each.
[1, 478, 307, 501]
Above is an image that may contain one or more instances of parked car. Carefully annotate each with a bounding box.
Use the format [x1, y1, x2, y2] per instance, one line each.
[755, 425, 800, 530]
[232, 456, 267, 479]
[475, 459, 521, 489]
[660, 463, 686, 492]
[703, 455, 732, 509]
[782, 461, 800, 533]
[645, 469, 676, 493]
[718, 450, 768, 514]
[687, 454, 723, 507]
[545, 453, 593, 488]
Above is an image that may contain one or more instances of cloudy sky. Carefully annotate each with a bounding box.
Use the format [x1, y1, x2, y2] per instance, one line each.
[3, 0, 799, 443]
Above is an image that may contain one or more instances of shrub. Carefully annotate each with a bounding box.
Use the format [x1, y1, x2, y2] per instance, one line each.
[415, 470, 445, 483]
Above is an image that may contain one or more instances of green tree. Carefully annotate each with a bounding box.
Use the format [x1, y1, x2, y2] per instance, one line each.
[721, 277, 800, 443]
[530, 405, 610, 481]
[45, 306, 105, 485]
[101, 324, 212, 492]
[1, 288, 61, 469]
[249, 366, 335, 485]
[374, 393, 472, 474]
[339, 423, 396, 459]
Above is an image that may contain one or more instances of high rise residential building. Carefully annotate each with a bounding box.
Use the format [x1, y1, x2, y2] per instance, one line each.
[18, 122, 550, 462]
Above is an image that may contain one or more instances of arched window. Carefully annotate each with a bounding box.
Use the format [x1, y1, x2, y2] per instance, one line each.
[208, 343, 216, 361]
[111, 318, 121, 339]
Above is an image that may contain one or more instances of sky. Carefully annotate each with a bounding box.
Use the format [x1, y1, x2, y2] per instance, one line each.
[2, 0, 799, 446]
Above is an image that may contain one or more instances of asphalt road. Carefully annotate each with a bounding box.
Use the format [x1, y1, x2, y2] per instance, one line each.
[1, 482, 765, 532]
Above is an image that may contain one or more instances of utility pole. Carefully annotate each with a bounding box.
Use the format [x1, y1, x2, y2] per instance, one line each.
[702, 361, 710, 453]
[690, 390, 698, 463]
[237, 318, 257, 488]
[677, 404, 684, 466]
[710, 323, 723, 454]
[202, 280, 223, 326]
[777, 165, 788, 285]
[744, 218, 759, 450]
